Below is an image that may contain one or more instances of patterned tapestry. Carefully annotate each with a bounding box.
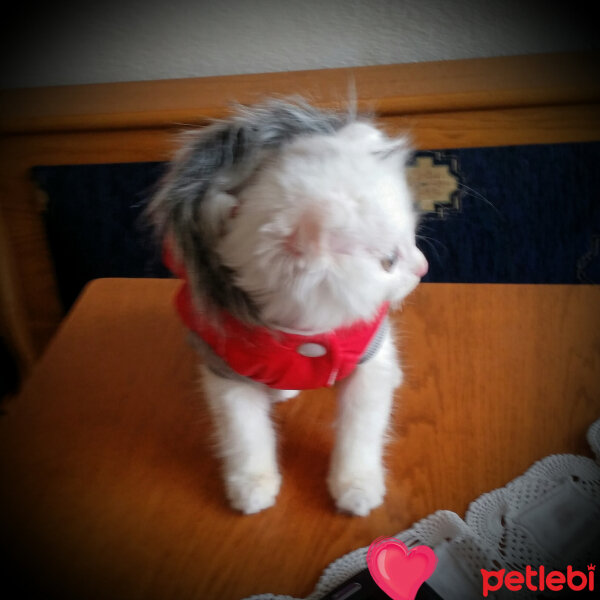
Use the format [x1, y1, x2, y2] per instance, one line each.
[32, 141, 600, 312]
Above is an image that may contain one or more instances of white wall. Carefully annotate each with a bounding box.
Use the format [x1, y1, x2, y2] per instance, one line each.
[0, 0, 596, 89]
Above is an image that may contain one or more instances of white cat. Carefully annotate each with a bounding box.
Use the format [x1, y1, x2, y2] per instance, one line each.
[149, 100, 427, 515]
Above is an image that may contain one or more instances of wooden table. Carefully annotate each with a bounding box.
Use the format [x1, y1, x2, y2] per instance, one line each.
[1, 279, 599, 600]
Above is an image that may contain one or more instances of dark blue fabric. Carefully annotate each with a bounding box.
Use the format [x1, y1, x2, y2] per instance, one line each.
[33, 162, 170, 310]
[32, 141, 600, 312]
[415, 143, 600, 284]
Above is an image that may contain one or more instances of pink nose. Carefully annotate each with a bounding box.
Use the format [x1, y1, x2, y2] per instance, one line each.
[415, 257, 428, 279]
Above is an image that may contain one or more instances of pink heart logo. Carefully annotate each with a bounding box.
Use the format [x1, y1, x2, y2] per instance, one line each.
[367, 537, 437, 600]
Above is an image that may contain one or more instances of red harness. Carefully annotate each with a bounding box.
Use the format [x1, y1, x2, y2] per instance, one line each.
[164, 245, 388, 390]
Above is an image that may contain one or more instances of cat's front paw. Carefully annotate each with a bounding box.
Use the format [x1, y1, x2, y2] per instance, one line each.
[226, 471, 282, 514]
[328, 471, 385, 516]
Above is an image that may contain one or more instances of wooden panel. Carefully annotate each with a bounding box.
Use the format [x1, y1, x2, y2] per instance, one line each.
[2, 102, 599, 167]
[1, 52, 599, 134]
[0, 279, 598, 599]
[0, 207, 36, 371]
[386, 103, 600, 149]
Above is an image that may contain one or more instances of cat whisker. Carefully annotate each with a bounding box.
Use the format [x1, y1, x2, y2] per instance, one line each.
[416, 234, 446, 264]
[456, 183, 503, 220]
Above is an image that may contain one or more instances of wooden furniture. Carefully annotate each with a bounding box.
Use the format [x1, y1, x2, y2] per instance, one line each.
[1, 52, 600, 376]
[1, 279, 598, 600]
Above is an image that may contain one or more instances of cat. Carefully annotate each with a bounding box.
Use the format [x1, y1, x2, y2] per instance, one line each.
[148, 99, 427, 515]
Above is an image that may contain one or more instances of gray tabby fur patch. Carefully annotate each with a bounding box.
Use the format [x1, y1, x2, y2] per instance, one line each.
[147, 99, 356, 325]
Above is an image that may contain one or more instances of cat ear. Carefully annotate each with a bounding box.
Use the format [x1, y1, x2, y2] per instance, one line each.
[203, 191, 239, 238]
[337, 122, 411, 166]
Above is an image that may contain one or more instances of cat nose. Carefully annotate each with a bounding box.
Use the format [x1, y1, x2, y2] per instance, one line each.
[415, 258, 428, 278]
[412, 250, 428, 278]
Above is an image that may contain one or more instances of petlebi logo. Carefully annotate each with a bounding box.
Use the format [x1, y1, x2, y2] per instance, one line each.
[367, 537, 437, 600]
[481, 563, 596, 597]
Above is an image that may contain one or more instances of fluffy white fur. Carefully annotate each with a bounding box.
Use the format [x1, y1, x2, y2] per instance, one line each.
[201, 121, 426, 515]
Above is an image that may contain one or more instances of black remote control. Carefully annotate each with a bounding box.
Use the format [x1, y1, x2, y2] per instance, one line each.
[321, 568, 443, 600]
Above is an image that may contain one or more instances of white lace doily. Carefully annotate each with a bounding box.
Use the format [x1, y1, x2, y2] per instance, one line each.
[243, 417, 600, 600]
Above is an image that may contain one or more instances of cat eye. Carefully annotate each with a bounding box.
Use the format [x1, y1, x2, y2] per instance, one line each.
[381, 248, 400, 272]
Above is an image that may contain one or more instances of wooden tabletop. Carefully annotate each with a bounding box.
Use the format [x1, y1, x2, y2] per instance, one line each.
[1, 279, 599, 600]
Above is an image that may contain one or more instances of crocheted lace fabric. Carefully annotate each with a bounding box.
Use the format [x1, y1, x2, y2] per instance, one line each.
[243, 417, 600, 600]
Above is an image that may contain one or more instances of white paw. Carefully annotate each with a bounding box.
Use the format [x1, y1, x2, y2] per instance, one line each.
[226, 471, 282, 514]
[328, 472, 385, 516]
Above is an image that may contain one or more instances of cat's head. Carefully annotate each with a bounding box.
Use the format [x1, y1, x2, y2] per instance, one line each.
[149, 100, 427, 331]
